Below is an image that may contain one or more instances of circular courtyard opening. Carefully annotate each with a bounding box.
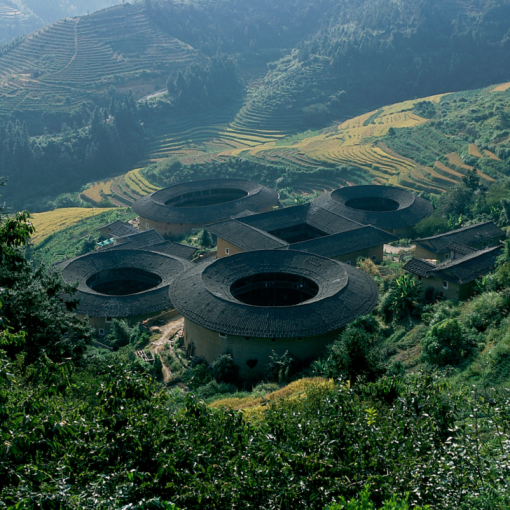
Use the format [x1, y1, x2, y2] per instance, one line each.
[230, 272, 319, 307]
[86, 268, 162, 296]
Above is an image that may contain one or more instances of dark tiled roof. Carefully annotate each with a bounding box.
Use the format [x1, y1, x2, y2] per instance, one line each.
[100, 219, 125, 231]
[60, 249, 192, 317]
[206, 220, 288, 251]
[145, 241, 197, 260]
[283, 226, 398, 258]
[403, 258, 436, 278]
[169, 250, 378, 338]
[404, 245, 502, 284]
[132, 178, 279, 224]
[447, 242, 478, 257]
[240, 203, 362, 234]
[313, 185, 433, 230]
[107, 229, 165, 249]
[105, 229, 197, 260]
[110, 223, 139, 238]
[415, 222, 505, 254]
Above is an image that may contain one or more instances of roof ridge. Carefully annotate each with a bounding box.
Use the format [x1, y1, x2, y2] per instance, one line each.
[415, 221, 494, 242]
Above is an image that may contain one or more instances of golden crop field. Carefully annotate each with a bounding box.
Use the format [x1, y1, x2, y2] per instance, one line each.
[469, 144, 485, 158]
[31, 208, 111, 244]
[492, 82, 510, 92]
[484, 149, 501, 160]
[82, 179, 115, 204]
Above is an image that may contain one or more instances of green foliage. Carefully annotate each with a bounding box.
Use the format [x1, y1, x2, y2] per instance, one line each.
[263, 350, 297, 383]
[181, 362, 212, 389]
[327, 485, 429, 509]
[107, 320, 150, 350]
[421, 318, 475, 366]
[197, 229, 214, 248]
[210, 353, 239, 384]
[322, 317, 386, 384]
[379, 274, 421, 321]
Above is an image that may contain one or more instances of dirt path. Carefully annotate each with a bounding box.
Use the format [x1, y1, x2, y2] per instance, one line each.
[138, 88, 167, 102]
[149, 315, 184, 383]
[384, 244, 415, 254]
[57, 18, 80, 74]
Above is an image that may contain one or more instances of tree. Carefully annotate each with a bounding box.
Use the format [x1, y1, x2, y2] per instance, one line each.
[198, 229, 214, 248]
[324, 318, 386, 384]
[0, 203, 92, 365]
[420, 318, 475, 366]
[381, 274, 421, 320]
[211, 353, 239, 383]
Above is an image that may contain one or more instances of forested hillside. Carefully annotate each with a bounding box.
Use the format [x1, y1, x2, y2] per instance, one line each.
[2, 0, 510, 209]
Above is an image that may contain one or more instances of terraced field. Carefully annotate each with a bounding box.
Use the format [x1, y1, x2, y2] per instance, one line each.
[31, 207, 111, 244]
[0, 3, 198, 117]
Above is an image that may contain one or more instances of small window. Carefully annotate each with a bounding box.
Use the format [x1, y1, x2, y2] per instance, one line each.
[418, 276, 422, 281]
[245, 336, 250, 340]
[271, 338, 276, 343]
[225, 247, 230, 255]
[371, 255, 377, 262]
[219, 332, 227, 339]
[105, 317, 113, 324]
[146, 222, 150, 229]
[442, 281, 448, 290]
[483, 241, 488, 248]
[346, 260, 351, 265]
[488, 239, 493, 246]
[98, 328, 105, 336]
[444, 253, 450, 260]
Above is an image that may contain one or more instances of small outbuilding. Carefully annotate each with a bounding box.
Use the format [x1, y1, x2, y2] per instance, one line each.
[60, 249, 193, 335]
[414, 222, 506, 263]
[169, 250, 378, 378]
[404, 245, 502, 301]
[132, 178, 279, 240]
[313, 185, 433, 237]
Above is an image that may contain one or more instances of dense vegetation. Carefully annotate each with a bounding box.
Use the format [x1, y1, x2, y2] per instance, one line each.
[3, 170, 510, 507]
[0, 93, 144, 210]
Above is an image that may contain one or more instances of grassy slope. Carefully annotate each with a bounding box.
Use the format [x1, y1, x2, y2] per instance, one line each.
[30, 206, 112, 243]
[30, 208, 135, 264]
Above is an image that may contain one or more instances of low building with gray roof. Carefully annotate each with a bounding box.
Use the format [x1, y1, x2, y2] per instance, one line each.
[169, 250, 378, 378]
[414, 222, 506, 262]
[60, 249, 193, 336]
[404, 245, 502, 301]
[132, 178, 279, 240]
[313, 185, 433, 237]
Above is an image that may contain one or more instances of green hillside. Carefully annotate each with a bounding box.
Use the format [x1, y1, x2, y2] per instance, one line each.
[0, 2, 199, 130]
[0, 0, 122, 44]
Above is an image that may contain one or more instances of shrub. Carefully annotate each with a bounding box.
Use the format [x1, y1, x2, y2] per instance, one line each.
[181, 363, 212, 389]
[324, 322, 386, 384]
[263, 350, 297, 383]
[463, 291, 509, 332]
[327, 485, 429, 509]
[421, 318, 475, 366]
[211, 353, 239, 384]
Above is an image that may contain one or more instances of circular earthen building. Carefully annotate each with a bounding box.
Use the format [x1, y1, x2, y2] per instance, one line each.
[132, 178, 279, 239]
[313, 185, 433, 237]
[170, 250, 378, 378]
[60, 249, 192, 335]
